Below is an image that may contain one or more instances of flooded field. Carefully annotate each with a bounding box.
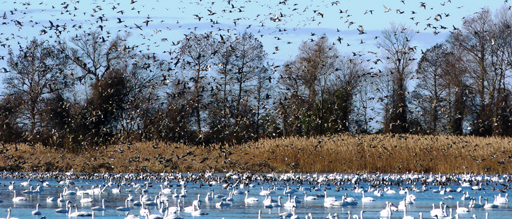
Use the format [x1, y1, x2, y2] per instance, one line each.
[0, 171, 510, 218]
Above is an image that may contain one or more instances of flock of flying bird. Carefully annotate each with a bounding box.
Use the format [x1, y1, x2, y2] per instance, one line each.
[0, 0, 506, 73]
[0, 171, 511, 218]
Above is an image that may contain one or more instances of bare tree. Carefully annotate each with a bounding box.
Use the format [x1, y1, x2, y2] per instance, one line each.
[442, 41, 471, 135]
[378, 23, 416, 133]
[414, 43, 449, 134]
[65, 31, 131, 83]
[118, 54, 164, 141]
[450, 8, 495, 135]
[252, 63, 273, 139]
[329, 56, 365, 133]
[231, 32, 267, 116]
[295, 35, 339, 108]
[489, 6, 512, 135]
[278, 36, 360, 135]
[177, 32, 217, 136]
[4, 38, 70, 138]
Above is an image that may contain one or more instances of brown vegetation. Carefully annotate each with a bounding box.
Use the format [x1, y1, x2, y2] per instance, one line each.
[1, 134, 511, 174]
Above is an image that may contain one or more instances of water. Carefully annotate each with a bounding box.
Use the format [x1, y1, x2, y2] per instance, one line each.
[0, 172, 510, 218]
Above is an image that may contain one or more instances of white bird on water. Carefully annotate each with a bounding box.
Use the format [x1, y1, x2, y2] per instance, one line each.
[245, 191, 258, 203]
[1, 209, 19, 219]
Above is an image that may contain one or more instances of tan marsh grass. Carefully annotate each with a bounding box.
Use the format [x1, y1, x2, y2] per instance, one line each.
[0, 134, 511, 174]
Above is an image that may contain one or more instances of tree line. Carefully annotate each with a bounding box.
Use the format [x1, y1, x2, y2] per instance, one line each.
[1, 7, 511, 150]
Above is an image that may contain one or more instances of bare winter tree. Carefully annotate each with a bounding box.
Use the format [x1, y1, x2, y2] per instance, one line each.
[329, 56, 365, 133]
[231, 32, 267, 116]
[118, 54, 164, 141]
[442, 40, 471, 135]
[450, 8, 495, 135]
[278, 36, 361, 135]
[65, 31, 132, 83]
[378, 23, 416, 133]
[177, 32, 217, 136]
[4, 38, 70, 139]
[278, 36, 339, 135]
[252, 63, 274, 139]
[413, 43, 449, 134]
[228, 32, 267, 141]
[489, 6, 512, 135]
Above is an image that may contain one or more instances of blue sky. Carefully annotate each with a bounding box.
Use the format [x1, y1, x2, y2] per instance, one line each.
[0, 0, 507, 68]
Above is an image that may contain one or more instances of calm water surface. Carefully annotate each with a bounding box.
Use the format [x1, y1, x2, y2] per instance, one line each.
[0, 172, 510, 219]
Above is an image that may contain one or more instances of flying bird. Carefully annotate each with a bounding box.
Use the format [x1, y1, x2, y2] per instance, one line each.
[357, 25, 366, 34]
[270, 11, 281, 22]
[383, 5, 391, 13]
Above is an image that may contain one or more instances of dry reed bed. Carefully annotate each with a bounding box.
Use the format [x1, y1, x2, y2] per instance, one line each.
[0, 134, 511, 174]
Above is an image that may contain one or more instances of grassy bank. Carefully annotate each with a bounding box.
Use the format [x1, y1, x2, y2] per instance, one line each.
[1, 134, 511, 174]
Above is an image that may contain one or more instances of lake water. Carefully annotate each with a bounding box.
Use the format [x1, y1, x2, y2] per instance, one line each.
[0, 172, 510, 219]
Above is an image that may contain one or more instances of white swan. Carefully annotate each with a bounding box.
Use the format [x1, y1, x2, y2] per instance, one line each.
[116, 199, 131, 211]
[244, 191, 258, 203]
[20, 179, 31, 187]
[470, 197, 484, 208]
[343, 193, 358, 205]
[272, 196, 283, 207]
[483, 198, 498, 209]
[352, 210, 364, 219]
[456, 201, 469, 213]
[160, 184, 172, 194]
[21, 186, 34, 194]
[226, 191, 234, 202]
[190, 202, 208, 216]
[167, 199, 181, 214]
[260, 187, 271, 196]
[133, 195, 142, 207]
[183, 201, 197, 213]
[32, 203, 41, 215]
[398, 198, 407, 211]
[444, 208, 454, 219]
[380, 201, 392, 217]
[91, 199, 105, 211]
[405, 190, 416, 204]
[403, 207, 414, 219]
[283, 195, 297, 208]
[361, 191, 375, 202]
[430, 202, 445, 218]
[493, 193, 508, 205]
[171, 189, 179, 198]
[69, 205, 92, 217]
[12, 191, 27, 202]
[0, 209, 19, 219]
[204, 192, 213, 202]
[304, 191, 317, 201]
[57, 193, 65, 203]
[164, 212, 184, 219]
[324, 190, 337, 203]
[215, 199, 232, 208]
[55, 201, 71, 213]
[145, 209, 164, 219]
[63, 187, 76, 196]
[211, 189, 225, 199]
[263, 195, 273, 207]
[461, 191, 472, 201]
[80, 193, 93, 203]
[111, 186, 121, 194]
[191, 194, 201, 208]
